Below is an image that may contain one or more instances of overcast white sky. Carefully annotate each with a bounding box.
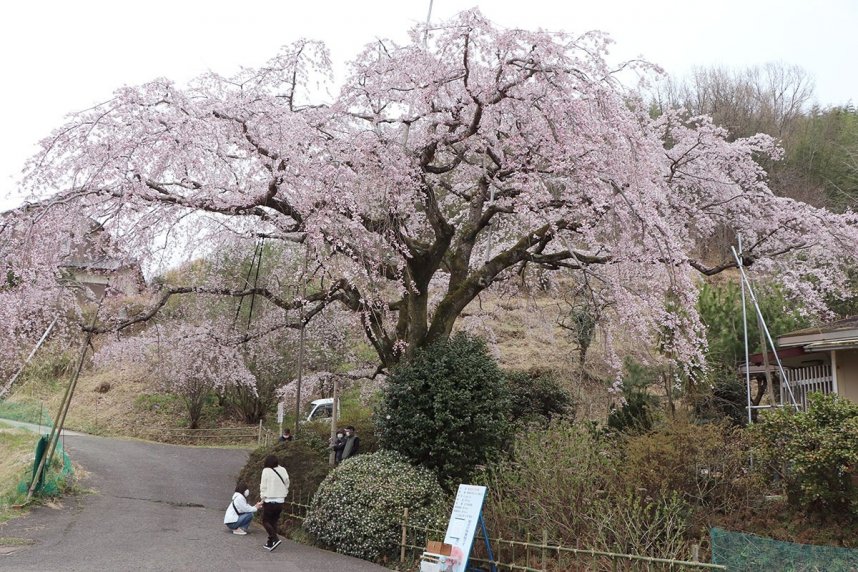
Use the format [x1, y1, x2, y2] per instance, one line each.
[2, 0, 856, 210]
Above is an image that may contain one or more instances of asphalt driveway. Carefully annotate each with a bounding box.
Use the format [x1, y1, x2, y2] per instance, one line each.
[0, 429, 390, 571]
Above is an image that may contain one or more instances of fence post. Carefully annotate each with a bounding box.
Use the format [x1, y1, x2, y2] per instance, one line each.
[257, 420, 263, 445]
[400, 507, 409, 563]
[542, 529, 548, 572]
[691, 543, 700, 562]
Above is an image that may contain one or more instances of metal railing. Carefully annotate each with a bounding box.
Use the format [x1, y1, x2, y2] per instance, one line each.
[401, 520, 726, 572]
[135, 421, 274, 446]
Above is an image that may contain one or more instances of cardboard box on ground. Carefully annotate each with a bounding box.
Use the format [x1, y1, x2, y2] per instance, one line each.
[426, 541, 453, 556]
[420, 541, 456, 572]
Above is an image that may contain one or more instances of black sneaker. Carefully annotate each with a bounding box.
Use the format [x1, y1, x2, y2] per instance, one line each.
[269, 539, 282, 552]
[264, 540, 273, 550]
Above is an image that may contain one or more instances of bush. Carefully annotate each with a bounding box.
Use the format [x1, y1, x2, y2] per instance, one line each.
[375, 333, 511, 487]
[590, 491, 691, 559]
[480, 419, 614, 543]
[505, 369, 574, 427]
[620, 418, 757, 516]
[753, 393, 858, 515]
[693, 368, 748, 426]
[304, 451, 447, 561]
[480, 412, 855, 559]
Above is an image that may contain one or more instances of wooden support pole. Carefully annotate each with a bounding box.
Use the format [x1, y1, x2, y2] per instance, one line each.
[27, 303, 101, 500]
[542, 529, 548, 572]
[1, 317, 58, 399]
[400, 507, 409, 563]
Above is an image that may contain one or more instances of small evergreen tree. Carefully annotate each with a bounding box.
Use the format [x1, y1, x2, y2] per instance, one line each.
[375, 333, 511, 487]
[506, 369, 574, 427]
[607, 359, 660, 434]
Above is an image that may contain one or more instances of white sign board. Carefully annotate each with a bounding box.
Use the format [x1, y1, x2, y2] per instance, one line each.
[276, 402, 284, 424]
[443, 484, 487, 572]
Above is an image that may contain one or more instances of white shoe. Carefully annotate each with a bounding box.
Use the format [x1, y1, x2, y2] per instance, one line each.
[233, 529, 248, 535]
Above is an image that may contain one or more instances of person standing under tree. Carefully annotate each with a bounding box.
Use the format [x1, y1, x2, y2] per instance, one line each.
[259, 455, 289, 551]
[341, 425, 360, 461]
[331, 429, 345, 464]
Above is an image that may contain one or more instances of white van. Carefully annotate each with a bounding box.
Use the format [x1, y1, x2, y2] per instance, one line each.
[305, 398, 340, 422]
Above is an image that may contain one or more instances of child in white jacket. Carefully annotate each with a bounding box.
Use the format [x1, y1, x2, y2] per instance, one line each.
[223, 481, 261, 535]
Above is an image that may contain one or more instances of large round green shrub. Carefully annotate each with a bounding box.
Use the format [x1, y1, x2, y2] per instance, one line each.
[375, 333, 511, 486]
[303, 451, 446, 561]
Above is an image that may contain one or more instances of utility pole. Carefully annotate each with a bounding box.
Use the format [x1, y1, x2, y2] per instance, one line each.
[328, 376, 339, 466]
[294, 245, 309, 439]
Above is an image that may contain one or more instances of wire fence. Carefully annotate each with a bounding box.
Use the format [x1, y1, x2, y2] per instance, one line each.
[280, 496, 312, 523]
[401, 520, 726, 572]
[133, 423, 275, 446]
[271, 500, 726, 571]
[0, 401, 278, 447]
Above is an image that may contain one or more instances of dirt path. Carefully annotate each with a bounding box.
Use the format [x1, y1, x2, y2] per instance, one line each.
[0, 430, 389, 571]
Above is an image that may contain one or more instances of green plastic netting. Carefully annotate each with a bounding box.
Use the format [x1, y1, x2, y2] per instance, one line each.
[0, 400, 54, 427]
[711, 527, 858, 572]
[0, 401, 75, 497]
[20, 435, 74, 496]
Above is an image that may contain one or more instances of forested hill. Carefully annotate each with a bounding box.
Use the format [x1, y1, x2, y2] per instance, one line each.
[652, 63, 858, 212]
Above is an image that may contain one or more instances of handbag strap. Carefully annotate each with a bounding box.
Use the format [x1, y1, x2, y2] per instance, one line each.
[232, 498, 245, 516]
[271, 467, 287, 487]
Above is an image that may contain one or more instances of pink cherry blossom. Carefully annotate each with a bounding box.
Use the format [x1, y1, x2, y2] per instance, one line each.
[3, 9, 856, 376]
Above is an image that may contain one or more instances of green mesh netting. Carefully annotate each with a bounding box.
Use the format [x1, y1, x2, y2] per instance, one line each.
[0, 402, 76, 498]
[711, 527, 858, 572]
[20, 435, 74, 496]
[0, 400, 54, 427]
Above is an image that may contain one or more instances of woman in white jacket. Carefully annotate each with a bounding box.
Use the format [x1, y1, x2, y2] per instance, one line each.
[223, 481, 261, 535]
[259, 455, 289, 551]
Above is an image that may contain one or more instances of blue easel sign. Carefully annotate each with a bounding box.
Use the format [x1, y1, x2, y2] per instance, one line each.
[443, 484, 488, 572]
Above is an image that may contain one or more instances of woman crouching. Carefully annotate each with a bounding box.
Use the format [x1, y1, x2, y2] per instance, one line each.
[223, 481, 261, 535]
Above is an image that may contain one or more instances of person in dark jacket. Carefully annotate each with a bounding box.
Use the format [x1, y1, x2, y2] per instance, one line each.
[341, 425, 360, 461]
[331, 429, 346, 464]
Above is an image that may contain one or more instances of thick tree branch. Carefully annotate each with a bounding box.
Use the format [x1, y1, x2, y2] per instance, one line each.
[85, 280, 349, 334]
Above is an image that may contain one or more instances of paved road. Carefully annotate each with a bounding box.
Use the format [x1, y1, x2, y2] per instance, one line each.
[0, 430, 389, 572]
